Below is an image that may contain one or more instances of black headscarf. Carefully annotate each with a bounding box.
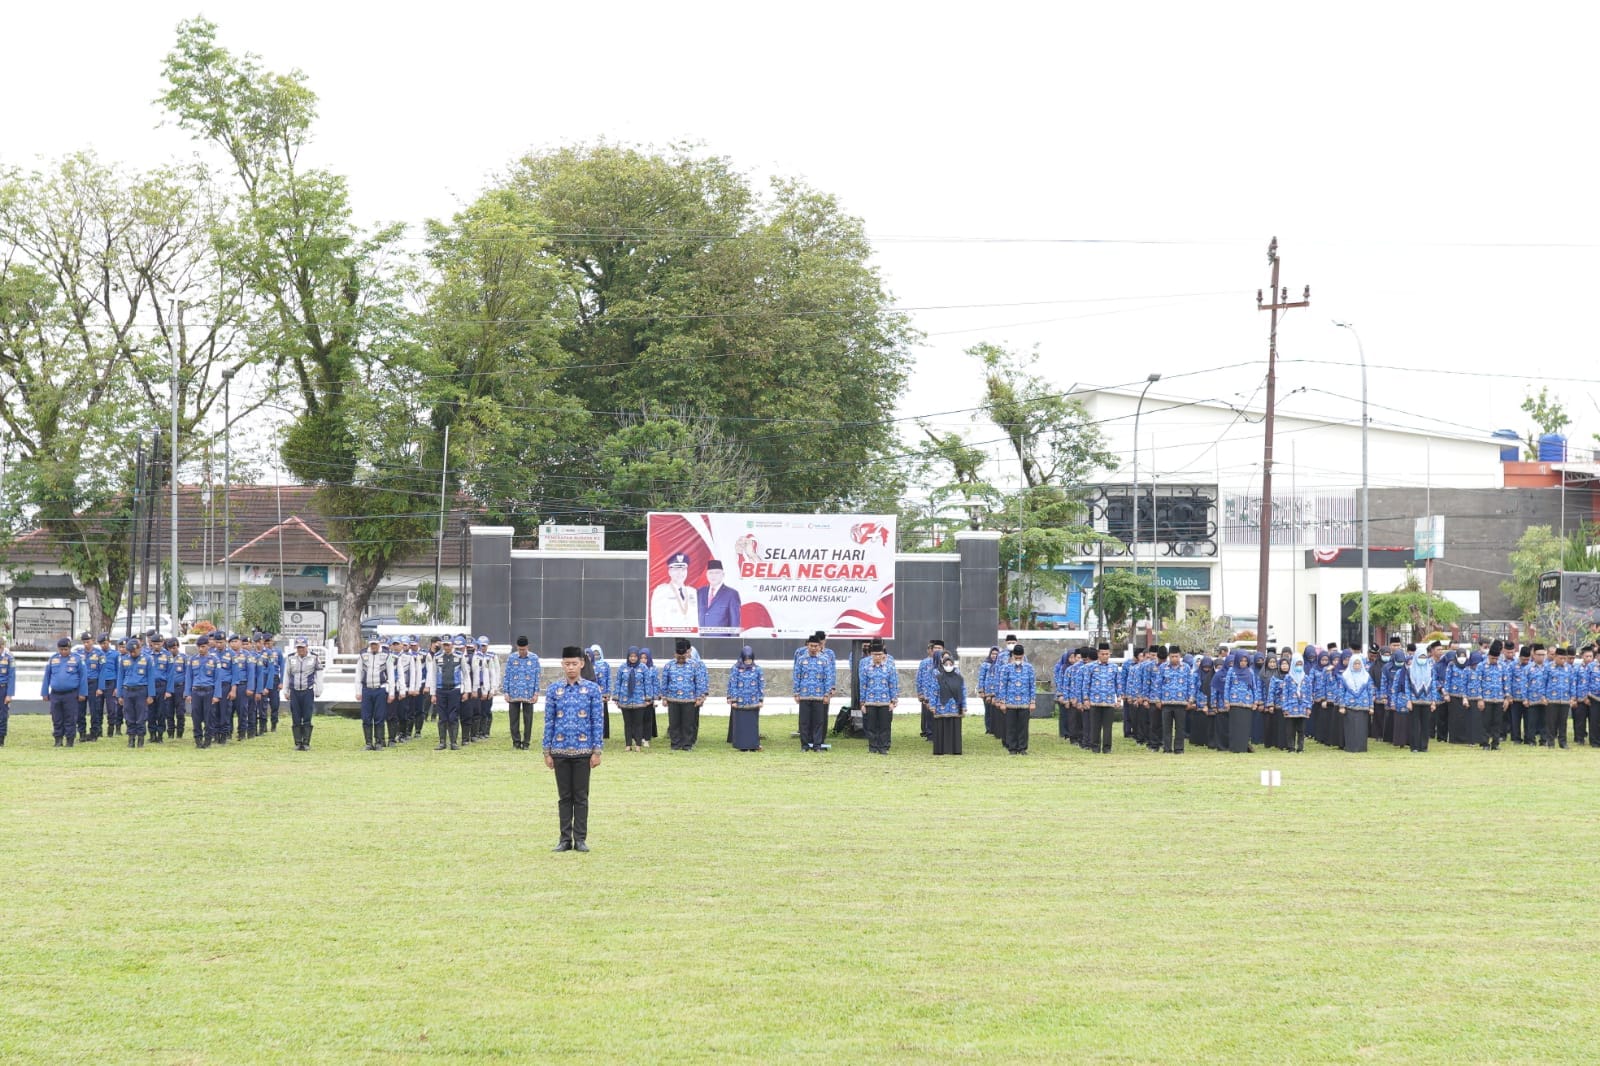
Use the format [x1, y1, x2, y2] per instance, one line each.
[935, 654, 965, 704]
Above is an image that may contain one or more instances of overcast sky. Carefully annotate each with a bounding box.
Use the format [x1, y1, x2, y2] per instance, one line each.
[7, 1, 1599, 490]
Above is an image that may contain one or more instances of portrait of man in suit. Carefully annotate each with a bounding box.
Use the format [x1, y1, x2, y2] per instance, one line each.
[696, 558, 742, 636]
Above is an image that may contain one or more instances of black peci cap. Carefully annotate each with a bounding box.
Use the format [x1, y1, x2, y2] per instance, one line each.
[561, 645, 583, 658]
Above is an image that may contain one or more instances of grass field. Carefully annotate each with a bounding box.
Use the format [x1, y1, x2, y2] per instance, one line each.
[2, 711, 1598, 1065]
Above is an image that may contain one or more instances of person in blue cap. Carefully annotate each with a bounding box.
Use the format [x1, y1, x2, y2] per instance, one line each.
[117, 636, 155, 748]
[384, 638, 408, 746]
[97, 632, 122, 737]
[264, 633, 285, 734]
[283, 637, 322, 751]
[184, 635, 217, 747]
[42, 637, 89, 747]
[429, 636, 469, 750]
[77, 631, 103, 741]
[356, 634, 396, 751]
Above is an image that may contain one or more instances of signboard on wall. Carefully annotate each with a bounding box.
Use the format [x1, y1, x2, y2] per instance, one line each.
[646, 512, 896, 639]
[1414, 516, 1445, 560]
[11, 606, 74, 651]
[539, 524, 605, 552]
[278, 610, 327, 646]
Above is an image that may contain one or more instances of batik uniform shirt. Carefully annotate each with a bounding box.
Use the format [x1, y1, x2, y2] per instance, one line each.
[1476, 658, 1513, 702]
[792, 651, 836, 700]
[1545, 663, 1579, 703]
[1338, 676, 1376, 711]
[1523, 661, 1550, 704]
[726, 665, 765, 708]
[1273, 674, 1314, 717]
[1083, 662, 1123, 705]
[1155, 661, 1196, 704]
[995, 660, 1036, 706]
[931, 673, 966, 717]
[502, 652, 543, 701]
[611, 661, 655, 705]
[1441, 660, 1480, 699]
[587, 656, 610, 697]
[659, 658, 709, 701]
[0, 649, 13, 699]
[1191, 669, 1211, 709]
[857, 656, 899, 704]
[1220, 668, 1260, 707]
[542, 677, 605, 756]
[1136, 659, 1160, 701]
[915, 656, 939, 702]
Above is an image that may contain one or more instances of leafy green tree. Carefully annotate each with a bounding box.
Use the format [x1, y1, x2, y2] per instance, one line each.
[161, 18, 439, 651]
[0, 151, 255, 632]
[583, 407, 769, 533]
[1344, 565, 1462, 636]
[484, 144, 914, 522]
[1502, 525, 1566, 620]
[238, 585, 280, 635]
[1092, 568, 1175, 646]
[1161, 610, 1234, 654]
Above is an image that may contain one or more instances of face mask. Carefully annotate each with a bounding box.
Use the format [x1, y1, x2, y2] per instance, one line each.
[1381, 654, 1391, 662]
[942, 662, 956, 673]
[1456, 655, 1467, 665]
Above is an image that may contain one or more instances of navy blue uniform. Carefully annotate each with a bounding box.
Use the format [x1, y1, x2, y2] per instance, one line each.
[41, 647, 90, 744]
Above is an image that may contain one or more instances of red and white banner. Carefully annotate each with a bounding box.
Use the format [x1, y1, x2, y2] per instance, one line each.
[646, 512, 896, 640]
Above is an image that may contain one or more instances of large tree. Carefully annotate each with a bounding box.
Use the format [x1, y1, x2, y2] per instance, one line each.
[480, 144, 914, 524]
[161, 18, 440, 649]
[0, 151, 254, 632]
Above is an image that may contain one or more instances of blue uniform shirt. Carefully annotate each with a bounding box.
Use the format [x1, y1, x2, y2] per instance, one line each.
[612, 661, 656, 705]
[42, 651, 90, 697]
[1155, 661, 1195, 704]
[118, 650, 154, 690]
[659, 658, 709, 701]
[995, 659, 1036, 706]
[792, 650, 837, 699]
[502, 651, 543, 701]
[726, 664, 765, 707]
[1083, 661, 1123, 705]
[542, 677, 605, 756]
[857, 655, 898, 704]
[0, 649, 15, 699]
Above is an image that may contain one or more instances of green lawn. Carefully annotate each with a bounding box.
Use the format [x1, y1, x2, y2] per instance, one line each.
[2, 711, 1598, 1064]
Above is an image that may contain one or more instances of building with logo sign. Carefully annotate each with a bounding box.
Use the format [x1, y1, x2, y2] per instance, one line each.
[1041, 387, 1585, 649]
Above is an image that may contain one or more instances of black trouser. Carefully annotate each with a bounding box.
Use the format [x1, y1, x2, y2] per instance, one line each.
[618, 705, 648, 747]
[1508, 700, 1526, 742]
[435, 688, 461, 726]
[920, 702, 932, 740]
[1411, 703, 1432, 751]
[553, 755, 592, 844]
[510, 700, 535, 745]
[864, 704, 893, 753]
[268, 687, 280, 729]
[289, 688, 315, 729]
[1545, 702, 1569, 747]
[1287, 717, 1306, 749]
[1527, 703, 1546, 744]
[1087, 705, 1115, 753]
[667, 700, 699, 750]
[1482, 701, 1504, 747]
[1005, 705, 1030, 752]
[104, 681, 121, 730]
[1161, 703, 1186, 752]
[122, 686, 149, 738]
[88, 687, 106, 737]
[797, 698, 828, 750]
[49, 692, 78, 740]
[1574, 699, 1590, 744]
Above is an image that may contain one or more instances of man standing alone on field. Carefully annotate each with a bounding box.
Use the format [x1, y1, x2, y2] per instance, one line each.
[545, 646, 604, 852]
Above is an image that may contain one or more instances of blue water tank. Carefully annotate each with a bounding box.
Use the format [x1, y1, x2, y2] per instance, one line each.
[1539, 432, 1568, 462]
[1492, 428, 1520, 462]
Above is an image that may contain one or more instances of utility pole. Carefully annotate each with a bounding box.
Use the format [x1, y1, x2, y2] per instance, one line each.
[1255, 237, 1310, 654]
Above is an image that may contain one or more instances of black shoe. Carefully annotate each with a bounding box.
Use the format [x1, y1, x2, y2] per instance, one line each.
[574, 841, 590, 853]
[66, 736, 74, 747]
[552, 840, 573, 852]
[364, 743, 375, 751]
[55, 738, 63, 747]
[449, 742, 459, 750]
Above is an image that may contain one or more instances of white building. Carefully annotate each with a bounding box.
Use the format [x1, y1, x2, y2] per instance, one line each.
[1049, 385, 1512, 649]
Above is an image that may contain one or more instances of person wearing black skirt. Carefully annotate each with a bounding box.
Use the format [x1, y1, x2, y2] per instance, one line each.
[1338, 654, 1374, 752]
[726, 646, 764, 752]
[930, 651, 966, 755]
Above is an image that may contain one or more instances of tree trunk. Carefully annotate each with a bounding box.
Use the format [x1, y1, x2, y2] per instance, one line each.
[86, 582, 109, 638]
[337, 559, 388, 653]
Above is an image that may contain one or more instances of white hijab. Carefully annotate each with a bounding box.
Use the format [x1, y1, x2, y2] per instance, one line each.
[1342, 654, 1372, 695]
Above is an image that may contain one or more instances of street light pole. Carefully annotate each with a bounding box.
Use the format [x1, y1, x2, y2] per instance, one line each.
[221, 369, 234, 631]
[1132, 374, 1161, 646]
[1334, 321, 1369, 653]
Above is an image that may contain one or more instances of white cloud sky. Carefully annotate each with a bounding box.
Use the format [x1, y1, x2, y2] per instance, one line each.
[7, 1, 1598, 488]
